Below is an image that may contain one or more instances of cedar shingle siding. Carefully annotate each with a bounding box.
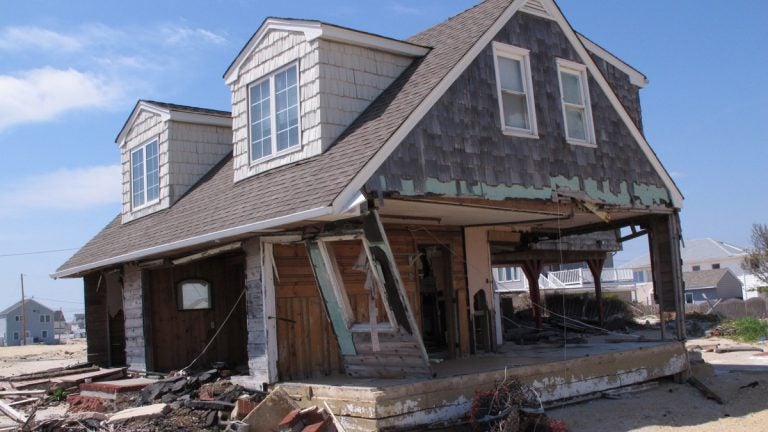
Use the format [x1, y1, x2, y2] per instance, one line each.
[367, 12, 667, 206]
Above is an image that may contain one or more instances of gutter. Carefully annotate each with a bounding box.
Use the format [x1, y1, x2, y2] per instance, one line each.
[52, 205, 335, 279]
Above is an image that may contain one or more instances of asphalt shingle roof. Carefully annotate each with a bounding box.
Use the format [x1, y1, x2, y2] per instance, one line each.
[683, 268, 732, 289]
[621, 238, 747, 269]
[57, 0, 516, 275]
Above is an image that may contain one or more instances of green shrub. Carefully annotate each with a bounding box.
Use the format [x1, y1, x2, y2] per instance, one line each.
[728, 317, 768, 342]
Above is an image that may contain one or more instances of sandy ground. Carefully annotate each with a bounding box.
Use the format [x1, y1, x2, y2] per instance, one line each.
[0, 339, 87, 378]
[550, 338, 768, 432]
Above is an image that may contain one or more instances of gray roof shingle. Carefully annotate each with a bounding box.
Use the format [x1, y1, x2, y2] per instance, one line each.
[683, 268, 733, 290]
[57, 0, 516, 275]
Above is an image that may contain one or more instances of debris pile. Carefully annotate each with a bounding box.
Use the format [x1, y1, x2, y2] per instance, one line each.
[469, 377, 568, 432]
[1, 363, 350, 432]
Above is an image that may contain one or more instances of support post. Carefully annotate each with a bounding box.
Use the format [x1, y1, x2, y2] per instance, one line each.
[587, 258, 606, 325]
[521, 260, 544, 328]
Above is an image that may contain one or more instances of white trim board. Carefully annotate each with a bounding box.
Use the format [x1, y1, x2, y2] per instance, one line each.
[116, 101, 231, 148]
[332, 0, 683, 211]
[224, 18, 429, 85]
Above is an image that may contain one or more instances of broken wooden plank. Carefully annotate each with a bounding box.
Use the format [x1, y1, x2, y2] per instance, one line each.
[108, 403, 169, 423]
[8, 398, 39, 407]
[51, 367, 127, 390]
[687, 377, 724, 405]
[8, 366, 98, 382]
[0, 400, 27, 424]
[0, 390, 46, 396]
[714, 346, 764, 354]
[244, 388, 299, 432]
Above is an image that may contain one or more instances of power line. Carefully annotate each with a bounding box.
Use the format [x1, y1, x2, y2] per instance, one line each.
[30, 296, 83, 305]
[0, 248, 79, 258]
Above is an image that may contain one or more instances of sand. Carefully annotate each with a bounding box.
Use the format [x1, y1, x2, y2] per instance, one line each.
[550, 338, 768, 432]
[0, 339, 87, 378]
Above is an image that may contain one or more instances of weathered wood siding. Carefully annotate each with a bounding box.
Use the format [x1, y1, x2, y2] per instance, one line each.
[367, 12, 670, 208]
[84, 273, 109, 367]
[122, 264, 147, 371]
[229, 29, 411, 182]
[590, 55, 643, 131]
[272, 224, 468, 380]
[243, 239, 271, 383]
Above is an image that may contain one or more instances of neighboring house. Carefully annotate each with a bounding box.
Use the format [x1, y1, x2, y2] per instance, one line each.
[53, 310, 68, 338]
[55, 0, 688, 428]
[622, 238, 760, 302]
[682, 268, 743, 304]
[0, 299, 56, 346]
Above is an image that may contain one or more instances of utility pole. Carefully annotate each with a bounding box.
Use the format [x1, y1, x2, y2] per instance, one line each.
[20, 274, 27, 346]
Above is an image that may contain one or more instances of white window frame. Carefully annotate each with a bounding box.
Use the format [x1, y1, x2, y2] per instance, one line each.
[492, 42, 538, 139]
[496, 266, 521, 282]
[130, 137, 160, 211]
[247, 62, 302, 164]
[685, 292, 694, 304]
[556, 58, 596, 147]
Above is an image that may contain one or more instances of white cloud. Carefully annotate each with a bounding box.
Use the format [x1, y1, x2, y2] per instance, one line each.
[159, 24, 227, 46]
[0, 165, 122, 214]
[391, 3, 424, 15]
[0, 26, 83, 51]
[0, 67, 123, 132]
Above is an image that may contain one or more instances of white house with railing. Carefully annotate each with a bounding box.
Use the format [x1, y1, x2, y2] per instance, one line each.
[493, 265, 638, 300]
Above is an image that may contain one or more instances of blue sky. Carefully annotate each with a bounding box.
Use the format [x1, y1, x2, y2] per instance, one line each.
[0, 1, 766, 318]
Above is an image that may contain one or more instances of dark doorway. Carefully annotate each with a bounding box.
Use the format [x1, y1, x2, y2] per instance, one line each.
[148, 254, 248, 372]
[417, 246, 458, 359]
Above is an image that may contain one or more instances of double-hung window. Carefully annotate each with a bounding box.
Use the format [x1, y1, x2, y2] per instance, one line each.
[131, 139, 159, 209]
[249, 63, 301, 162]
[496, 266, 521, 282]
[492, 42, 538, 138]
[556, 59, 595, 146]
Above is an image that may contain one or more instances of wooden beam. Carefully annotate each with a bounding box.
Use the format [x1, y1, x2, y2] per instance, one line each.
[521, 259, 544, 328]
[587, 258, 606, 325]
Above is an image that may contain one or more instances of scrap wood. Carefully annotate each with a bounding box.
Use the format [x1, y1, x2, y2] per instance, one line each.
[8, 398, 39, 407]
[715, 345, 764, 354]
[687, 377, 724, 405]
[0, 390, 46, 396]
[0, 400, 27, 424]
[8, 366, 98, 382]
[323, 401, 345, 432]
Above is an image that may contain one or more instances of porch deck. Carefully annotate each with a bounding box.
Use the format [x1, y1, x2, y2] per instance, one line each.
[277, 336, 689, 431]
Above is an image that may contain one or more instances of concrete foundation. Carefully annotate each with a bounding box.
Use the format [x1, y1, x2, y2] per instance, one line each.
[278, 340, 689, 431]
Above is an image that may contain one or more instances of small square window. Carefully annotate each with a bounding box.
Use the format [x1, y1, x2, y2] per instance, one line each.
[177, 280, 212, 310]
[13, 332, 19, 340]
[40, 315, 44, 323]
[42, 330, 48, 338]
[15, 315, 19, 321]
[712, 263, 720, 269]
[556, 58, 596, 147]
[492, 42, 538, 138]
[685, 293, 694, 304]
[692, 265, 701, 271]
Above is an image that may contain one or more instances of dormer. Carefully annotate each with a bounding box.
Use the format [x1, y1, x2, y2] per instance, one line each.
[116, 101, 232, 223]
[224, 18, 429, 182]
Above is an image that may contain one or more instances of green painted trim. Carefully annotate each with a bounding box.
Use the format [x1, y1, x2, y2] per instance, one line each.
[306, 242, 356, 356]
[388, 176, 670, 207]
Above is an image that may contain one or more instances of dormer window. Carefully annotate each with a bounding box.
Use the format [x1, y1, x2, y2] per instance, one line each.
[131, 138, 159, 209]
[249, 63, 301, 162]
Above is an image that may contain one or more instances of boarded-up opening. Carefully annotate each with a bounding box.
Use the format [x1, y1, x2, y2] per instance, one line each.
[148, 253, 247, 372]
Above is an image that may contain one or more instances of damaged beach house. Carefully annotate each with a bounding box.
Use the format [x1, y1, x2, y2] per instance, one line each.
[55, 0, 690, 429]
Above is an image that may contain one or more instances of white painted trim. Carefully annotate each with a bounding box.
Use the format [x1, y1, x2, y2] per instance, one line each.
[52, 205, 335, 278]
[556, 58, 597, 147]
[130, 137, 161, 211]
[247, 62, 303, 165]
[491, 41, 539, 138]
[116, 101, 230, 148]
[332, 0, 530, 211]
[224, 19, 429, 85]
[577, 33, 648, 88]
[333, 0, 682, 210]
[520, 0, 554, 20]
